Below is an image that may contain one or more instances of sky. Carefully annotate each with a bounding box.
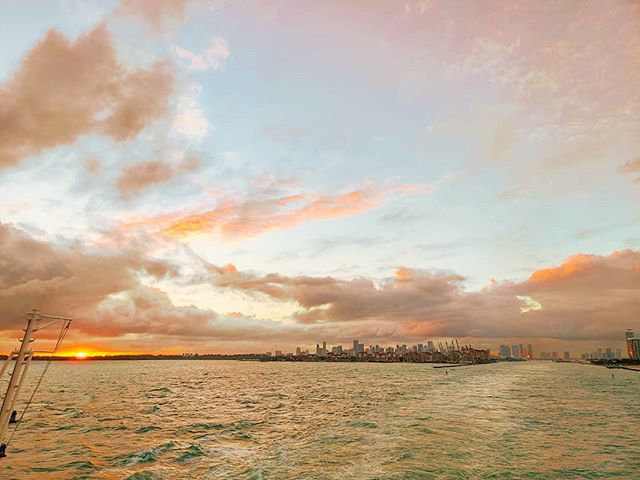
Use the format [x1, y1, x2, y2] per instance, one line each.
[0, 0, 639, 356]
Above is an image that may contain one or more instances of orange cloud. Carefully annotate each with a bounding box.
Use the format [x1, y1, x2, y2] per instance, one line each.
[529, 254, 592, 283]
[395, 267, 413, 280]
[0, 25, 174, 169]
[161, 188, 382, 239]
[123, 178, 442, 241]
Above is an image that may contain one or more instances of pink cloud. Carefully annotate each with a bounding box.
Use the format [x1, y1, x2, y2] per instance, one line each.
[1, 224, 638, 351]
[211, 250, 640, 341]
[0, 25, 174, 169]
[115, 0, 190, 31]
[115, 161, 175, 199]
[175, 37, 230, 71]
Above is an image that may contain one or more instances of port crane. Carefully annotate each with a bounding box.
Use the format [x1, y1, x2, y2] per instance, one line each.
[0, 310, 72, 457]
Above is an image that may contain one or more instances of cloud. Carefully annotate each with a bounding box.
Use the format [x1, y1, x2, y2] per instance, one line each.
[516, 295, 542, 313]
[175, 37, 230, 71]
[212, 265, 468, 329]
[115, 0, 191, 31]
[0, 25, 174, 170]
[0, 223, 298, 348]
[115, 161, 175, 199]
[168, 188, 382, 239]
[2, 223, 638, 350]
[0, 223, 174, 330]
[619, 157, 640, 183]
[172, 88, 210, 142]
[114, 153, 200, 199]
[619, 158, 640, 174]
[209, 250, 640, 341]
[123, 177, 443, 241]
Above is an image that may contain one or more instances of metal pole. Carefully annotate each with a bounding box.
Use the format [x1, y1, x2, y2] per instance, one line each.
[0, 311, 38, 451]
[12, 351, 34, 418]
[0, 350, 18, 382]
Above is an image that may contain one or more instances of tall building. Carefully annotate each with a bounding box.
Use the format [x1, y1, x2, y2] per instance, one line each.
[427, 341, 434, 352]
[499, 345, 511, 358]
[626, 330, 640, 360]
[526, 344, 533, 359]
[563, 351, 570, 360]
[519, 344, 525, 358]
[511, 344, 520, 358]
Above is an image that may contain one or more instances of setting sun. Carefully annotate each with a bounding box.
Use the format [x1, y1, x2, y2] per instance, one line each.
[74, 352, 87, 359]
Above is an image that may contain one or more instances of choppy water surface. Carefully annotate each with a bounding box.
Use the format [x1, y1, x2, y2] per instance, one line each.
[1, 361, 639, 479]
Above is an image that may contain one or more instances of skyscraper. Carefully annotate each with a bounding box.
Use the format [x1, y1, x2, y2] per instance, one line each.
[526, 344, 533, 359]
[499, 345, 511, 358]
[625, 330, 636, 359]
[626, 330, 640, 360]
[511, 345, 519, 358]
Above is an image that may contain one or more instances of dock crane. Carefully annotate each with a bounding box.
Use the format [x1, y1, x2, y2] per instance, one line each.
[0, 310, 72, 457]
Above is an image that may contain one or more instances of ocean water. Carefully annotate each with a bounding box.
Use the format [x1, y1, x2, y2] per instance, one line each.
[0, 360, 639, 479]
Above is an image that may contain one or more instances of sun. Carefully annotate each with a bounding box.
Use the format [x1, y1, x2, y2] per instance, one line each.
[74, 352, 87, 359]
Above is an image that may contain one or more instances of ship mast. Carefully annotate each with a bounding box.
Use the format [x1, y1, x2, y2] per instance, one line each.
[0, 310, 72, 457]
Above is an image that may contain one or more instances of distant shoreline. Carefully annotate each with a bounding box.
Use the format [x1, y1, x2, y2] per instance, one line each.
[2, 355, 637, 370]
[0, 354, 268, 362]
[589, 359, 640, 372]
[0, 354, 495, 366]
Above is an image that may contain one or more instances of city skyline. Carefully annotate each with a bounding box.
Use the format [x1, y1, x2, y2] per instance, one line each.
[268, 330, 634, 361]
[0, 1, 639, 356]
